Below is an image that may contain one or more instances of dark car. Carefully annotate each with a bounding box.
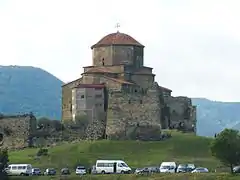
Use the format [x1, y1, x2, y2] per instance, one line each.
[148, 167, 160, 173]
[44, 168, 56, 176]
[135, 167, 159, 175]
[135, 167, 151, 175]
[61, 168, 70, 175]
[177, 164, 195, 173]
[32, 168, 41, 175]
[233, 166, 240, 173]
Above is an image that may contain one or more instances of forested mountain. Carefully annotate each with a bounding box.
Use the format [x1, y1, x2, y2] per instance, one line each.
[0, 66, 63, 119]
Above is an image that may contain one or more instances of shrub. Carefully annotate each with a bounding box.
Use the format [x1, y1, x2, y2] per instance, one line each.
[36, 148, 48, 156]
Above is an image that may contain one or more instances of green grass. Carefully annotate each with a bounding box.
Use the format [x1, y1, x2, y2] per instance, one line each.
[9, 173, 240, 180]
[9, 131, 222, 172]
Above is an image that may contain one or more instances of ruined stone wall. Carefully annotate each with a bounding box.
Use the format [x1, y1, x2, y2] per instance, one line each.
[165, 96, 196, 132]
[0, 114, 37, 149]
[106, 82, 162, 140]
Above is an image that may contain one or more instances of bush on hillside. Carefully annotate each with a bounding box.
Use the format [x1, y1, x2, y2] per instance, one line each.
[37, 118, 63, 131]
[36, 148, 48, 156]
[37, 117, 52, 129]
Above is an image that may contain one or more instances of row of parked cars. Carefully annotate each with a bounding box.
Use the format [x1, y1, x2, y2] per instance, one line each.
[4, 160, 240, 176]
[135, 162, 208, 174]
[4, 164, 87, 176]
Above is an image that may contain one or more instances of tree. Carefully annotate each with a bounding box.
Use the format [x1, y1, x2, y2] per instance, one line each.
[51, 120, 64, 131]
[0, 148, 9, 180]
[210, 128, 240, 173]
[37, 117, 52, 129]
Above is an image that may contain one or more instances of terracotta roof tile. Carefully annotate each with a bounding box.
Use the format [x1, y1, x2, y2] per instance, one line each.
[91, 32, 144, 49]
[74, 84, 105, 88]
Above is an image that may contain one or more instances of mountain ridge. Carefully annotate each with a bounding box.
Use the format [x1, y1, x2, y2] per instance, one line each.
[0, 65, 63, 119]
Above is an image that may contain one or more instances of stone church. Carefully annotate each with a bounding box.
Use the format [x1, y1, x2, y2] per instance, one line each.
[62, 31, 197, 140]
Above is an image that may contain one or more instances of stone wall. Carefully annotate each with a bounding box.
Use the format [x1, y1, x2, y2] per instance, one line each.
[92, 45, 144, 67]
[106, 82, 162, 140]
[112, 46, 134, 65]
[165, 96, 196, 132]
[92, 46, 112, 66]
[131, 74, 154, 89]
[0, 114, 37, 149]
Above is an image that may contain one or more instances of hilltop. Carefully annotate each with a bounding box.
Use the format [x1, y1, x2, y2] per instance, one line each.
[0, 66, 240, 136]
[0, 66, 63, 119]
[9, 131, 239, 180]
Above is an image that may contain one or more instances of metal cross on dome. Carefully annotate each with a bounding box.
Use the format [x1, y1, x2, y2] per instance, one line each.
[115, 23, 120, 32]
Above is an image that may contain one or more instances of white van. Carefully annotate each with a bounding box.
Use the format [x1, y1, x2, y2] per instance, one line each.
[6, 164, 33, 176]
[95, 160, 131, 174]
[159, 162, 176, 173]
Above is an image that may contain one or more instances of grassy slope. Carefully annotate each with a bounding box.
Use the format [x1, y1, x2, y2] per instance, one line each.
[9, 132, 219, 171]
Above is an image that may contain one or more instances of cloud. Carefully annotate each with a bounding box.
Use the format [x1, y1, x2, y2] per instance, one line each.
[0, 0, 240, 101]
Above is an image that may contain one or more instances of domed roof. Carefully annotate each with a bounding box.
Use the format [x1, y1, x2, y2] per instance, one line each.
[91, 32, 144, 49]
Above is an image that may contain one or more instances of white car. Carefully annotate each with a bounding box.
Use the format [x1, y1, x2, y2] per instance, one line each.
[95, 160, 131, 174]
[6, 164, 32, 176]
[75, 166, 87, 175]
[191, 167, 209, 173]
[159, 162, 176, 173]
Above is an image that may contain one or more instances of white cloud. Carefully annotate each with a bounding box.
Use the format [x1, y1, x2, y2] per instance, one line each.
[0, 0, 240, 101]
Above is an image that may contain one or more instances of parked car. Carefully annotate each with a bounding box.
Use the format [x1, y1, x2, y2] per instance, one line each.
[159, 162, 176, 173]
[32, 168, 41, 175]
[75, 166, 87, 175]
[61, 168, 70, 175]
[177, 164, 195, 173]
[233, 166, 240, 173]
[6, 164, 33, 176]
[95, 160, 131, 174]
[135, 166, 159, 174]
[44, 168, 56, 176]
[191, 167, 209, 173]
[135, 167, 152, 175]
[148, 166, 160, 173]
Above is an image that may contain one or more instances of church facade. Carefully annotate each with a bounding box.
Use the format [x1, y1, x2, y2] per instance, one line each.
[62, 31, 197, 140]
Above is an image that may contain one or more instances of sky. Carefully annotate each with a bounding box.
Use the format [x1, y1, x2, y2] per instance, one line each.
[0, 0, 240, 102]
